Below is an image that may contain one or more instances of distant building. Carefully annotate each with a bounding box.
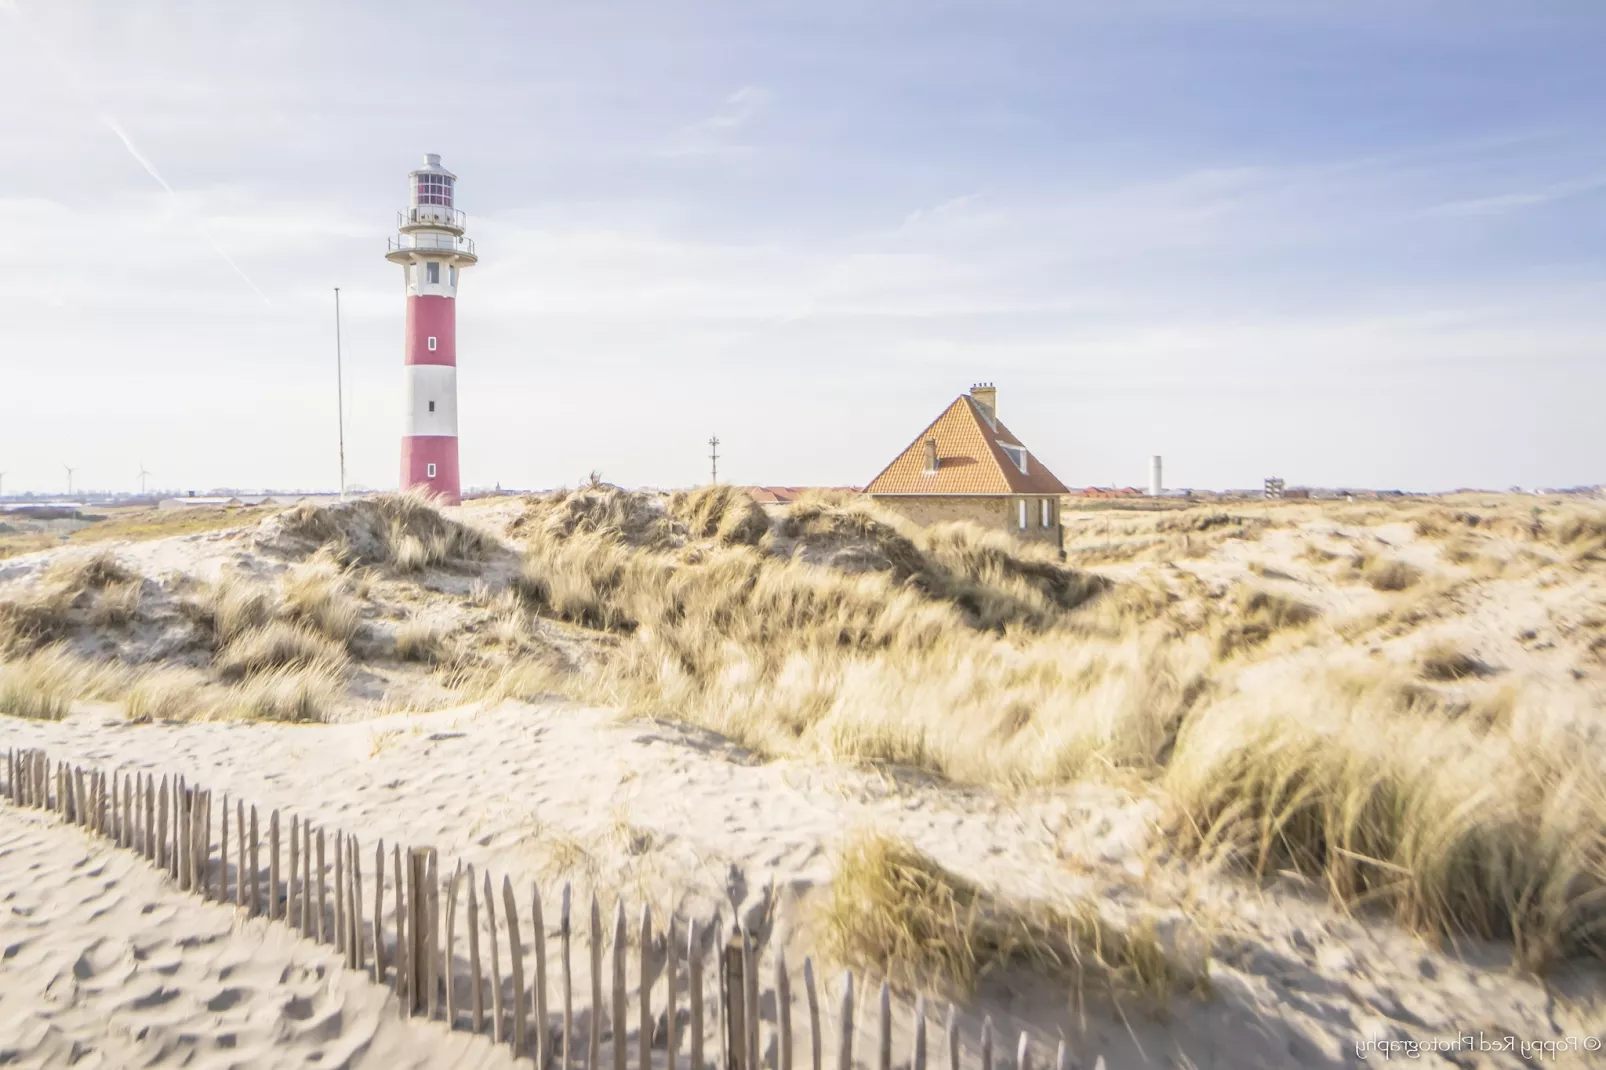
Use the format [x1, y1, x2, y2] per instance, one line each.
[157, 493, 343, 511]
[865, 383, 1068, 545]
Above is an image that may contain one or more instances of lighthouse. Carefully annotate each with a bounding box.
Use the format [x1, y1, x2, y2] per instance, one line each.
[386, 153, 478, 505]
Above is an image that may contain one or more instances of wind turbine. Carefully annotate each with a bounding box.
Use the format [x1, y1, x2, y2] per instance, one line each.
[138, 462, 152, 496]
[64, 465, 75, 498]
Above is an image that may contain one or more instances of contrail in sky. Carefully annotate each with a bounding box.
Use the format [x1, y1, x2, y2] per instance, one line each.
[2, 0, 275, 307]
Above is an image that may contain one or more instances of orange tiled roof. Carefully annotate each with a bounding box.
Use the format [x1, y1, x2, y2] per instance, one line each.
[866, 395, 1070, 496]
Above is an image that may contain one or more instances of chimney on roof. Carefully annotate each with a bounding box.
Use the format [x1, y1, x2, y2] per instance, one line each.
[923, 438, 938, 473]
[970, 382, 996, 421]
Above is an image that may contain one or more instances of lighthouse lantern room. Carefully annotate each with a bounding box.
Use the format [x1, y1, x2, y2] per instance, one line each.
[386, 153, 477, 505]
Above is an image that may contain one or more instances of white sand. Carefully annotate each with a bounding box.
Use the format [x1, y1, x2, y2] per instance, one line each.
[7, 698, 1603, 1069]
[0, 799, 518, 1069]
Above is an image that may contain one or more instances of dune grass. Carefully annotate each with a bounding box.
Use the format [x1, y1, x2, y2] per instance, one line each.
[395, 619, 452, 663]
[0, 645, 130, 720]
[821, 832, 1193, 1001]
[1166, 668, 1606, 971]
[219, 660, 344, 722]
[213, 620, 349, 680]
[276, 490, 490, 571]
[279, 551, 363, 646]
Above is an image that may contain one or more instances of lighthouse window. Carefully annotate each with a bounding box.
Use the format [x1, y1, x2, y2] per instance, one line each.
[427, 336, 438, 351]
[414, 173, 454, 207]
[427, 262, 440, 285]
[427, 463, 437, 478]
[428, 401, 436, 412]
[449, 266, 458, 287]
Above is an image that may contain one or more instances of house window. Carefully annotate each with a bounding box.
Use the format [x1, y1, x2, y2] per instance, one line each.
[427, 262, 440, 285]
[1018, 499, 1028, 531]
[426, 463, 438, 478]
[427, 336, 438, 351]
[428, 401, 436, 412]
[1041, 498, 1051, 527]
[999, 443, 1028, 474]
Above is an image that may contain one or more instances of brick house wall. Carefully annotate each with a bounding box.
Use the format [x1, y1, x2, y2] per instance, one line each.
[872, 494, 1063, 545]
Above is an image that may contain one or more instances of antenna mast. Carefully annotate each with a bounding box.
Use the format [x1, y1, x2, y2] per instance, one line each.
[334, 287, 347, 499]
[708, 434, 720, 485]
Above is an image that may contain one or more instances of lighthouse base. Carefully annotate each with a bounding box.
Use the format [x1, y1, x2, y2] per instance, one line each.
[401, 435, 461, 506]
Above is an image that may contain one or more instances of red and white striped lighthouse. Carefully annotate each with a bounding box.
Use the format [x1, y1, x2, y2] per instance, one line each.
[386, 153, 478, 505]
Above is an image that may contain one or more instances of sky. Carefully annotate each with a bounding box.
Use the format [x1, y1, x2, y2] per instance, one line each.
[0, 0, 1602, 495]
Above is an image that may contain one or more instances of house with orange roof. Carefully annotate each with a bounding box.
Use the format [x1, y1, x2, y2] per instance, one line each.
[865, 383, 1069, 546]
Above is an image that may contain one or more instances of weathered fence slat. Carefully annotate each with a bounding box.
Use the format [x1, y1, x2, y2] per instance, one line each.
[725, 927, 744, 1070]
[532, 882, 549, 1068]
[351, 835, 365, 972]
[157, 775, 169, 872]
[1055, 1038, 1067, 1070]
[689, 919, 705, 1070]
[667, 915, 680, 1070]
[878, 981, 892, 1070]
[837, 973, 854, 1070]
[744, 928, 759, 1070]
[334, 827, 346, 952]
[469, 865, 484, 1034]
[288, 815, 300, 923]
[374, 838, 387, 986]
[804, 957, 822, 1070]
[777, 948, 793, 1070]
[589, 894, 603, 1070]
[486, 871, 505, 1043]
[249, 806, 261, 917]
[178, 784, 189, 888]
[426, 851, 441, 1020]
[301, 821, 313, 937]
[505, 876, 527, 1056]
[395, 843, 408, 1016]
[612, 900, 628, 1070]
[237, 800, 248, 910]
[316, 828, 327, 943]
[445, 861, 462, 1030]
[640, 905, 653, 1070]
[561, 884, 574, 1070]
[269, 810, 281, 919]
[1017, 1031, 1031, 1070]
[145, 775, 156, 861]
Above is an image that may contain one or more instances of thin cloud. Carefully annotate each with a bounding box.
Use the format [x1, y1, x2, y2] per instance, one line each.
[660, 85, 773, 157]
[1428, 175, 1606, 217]
[2, 1, 274, 307]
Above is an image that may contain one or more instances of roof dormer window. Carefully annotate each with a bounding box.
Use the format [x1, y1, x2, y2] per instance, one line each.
[999, 443, 1028, 474]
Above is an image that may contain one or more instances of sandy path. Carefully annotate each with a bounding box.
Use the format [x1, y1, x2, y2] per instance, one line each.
[0, 803, 519, 1070]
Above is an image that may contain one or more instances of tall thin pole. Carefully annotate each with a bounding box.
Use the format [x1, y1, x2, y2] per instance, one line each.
[709, 435, 720, 486]
[334, 287, 347, 499]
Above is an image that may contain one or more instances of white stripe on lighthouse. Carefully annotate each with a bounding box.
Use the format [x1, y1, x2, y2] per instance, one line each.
[403, 364, 459, 436]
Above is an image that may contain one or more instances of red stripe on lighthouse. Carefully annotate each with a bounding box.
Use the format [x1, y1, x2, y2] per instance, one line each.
[401, 436, 461, 506]
[406, 295, 456, 366]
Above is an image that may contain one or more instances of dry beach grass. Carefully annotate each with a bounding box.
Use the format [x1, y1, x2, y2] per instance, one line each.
[3, 487, 1606, 1066]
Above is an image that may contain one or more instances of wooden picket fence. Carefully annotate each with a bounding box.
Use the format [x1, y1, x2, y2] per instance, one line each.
[3, 747, 1104, 1070]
